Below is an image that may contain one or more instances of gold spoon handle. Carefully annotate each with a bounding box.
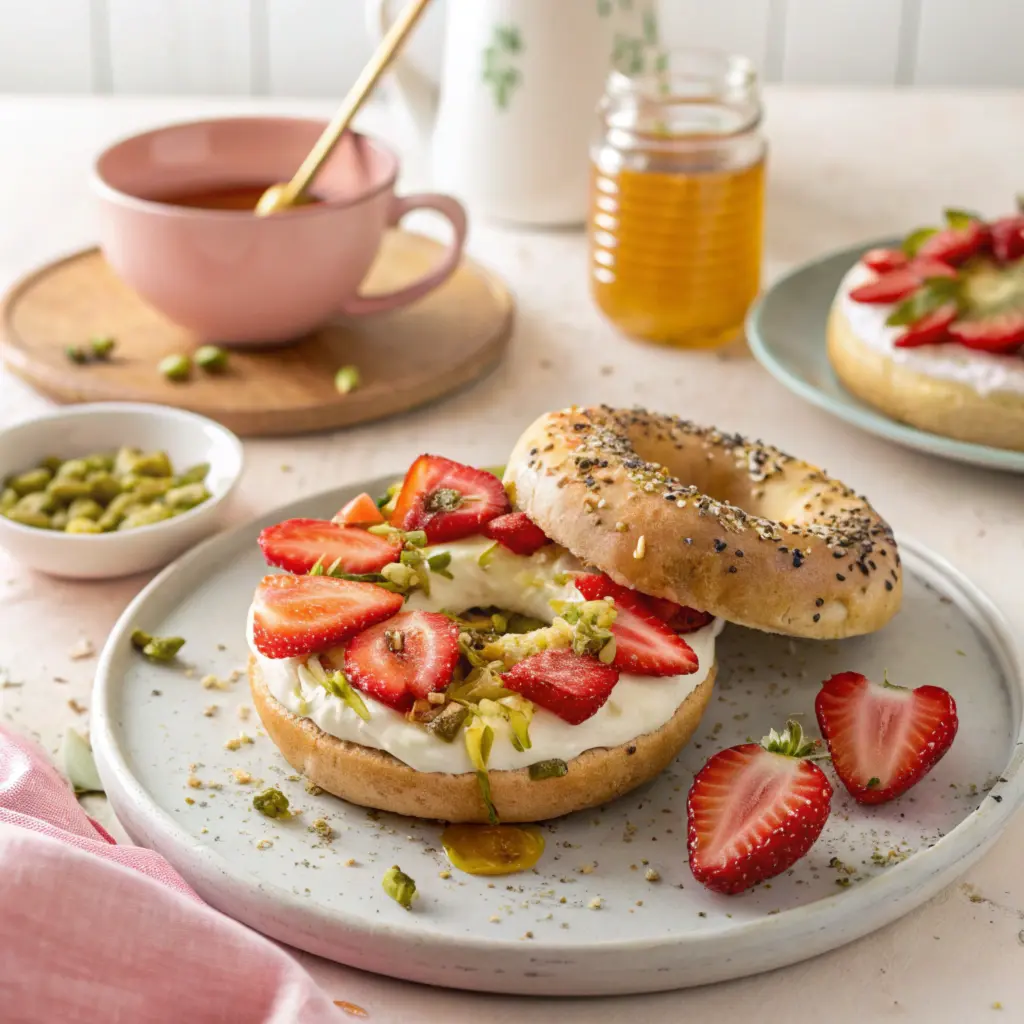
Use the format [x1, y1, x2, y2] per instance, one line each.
[277, 0, 432, 208]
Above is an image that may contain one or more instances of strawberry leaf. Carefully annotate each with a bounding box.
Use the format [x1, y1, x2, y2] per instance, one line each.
[902, 226, 938, 257]
[885, 278, 961, 327]
[943, 207, 982, 230]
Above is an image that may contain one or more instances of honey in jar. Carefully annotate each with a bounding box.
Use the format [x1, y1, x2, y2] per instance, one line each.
[589, 50, 766, 349]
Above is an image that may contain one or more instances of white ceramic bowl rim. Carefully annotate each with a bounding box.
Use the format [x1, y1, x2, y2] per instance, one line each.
[0, 402, 243, 542]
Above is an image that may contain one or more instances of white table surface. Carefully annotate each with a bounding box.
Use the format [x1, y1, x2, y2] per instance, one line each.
[1, 90, 1023, 1023]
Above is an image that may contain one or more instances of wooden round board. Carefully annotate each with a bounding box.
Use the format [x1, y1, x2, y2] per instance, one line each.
[0, 232, 514, 437]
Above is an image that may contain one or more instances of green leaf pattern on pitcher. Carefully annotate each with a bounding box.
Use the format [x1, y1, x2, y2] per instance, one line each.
[611, 6, 660, 75]
[483, 24, 523, 111]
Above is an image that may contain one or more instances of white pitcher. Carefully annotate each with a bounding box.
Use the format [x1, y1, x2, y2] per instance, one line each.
[366, 0, 659, 226]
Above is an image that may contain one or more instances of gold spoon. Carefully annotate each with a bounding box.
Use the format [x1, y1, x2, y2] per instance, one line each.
[255, 0, 432, 217]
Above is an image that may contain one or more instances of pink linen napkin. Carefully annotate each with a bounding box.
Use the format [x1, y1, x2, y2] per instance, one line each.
[0, 723, 347, 1023]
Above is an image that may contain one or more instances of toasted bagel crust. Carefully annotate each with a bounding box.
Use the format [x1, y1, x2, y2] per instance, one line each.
[827, 303, 1024, 452]
[250, 655, 716, 823]
[505, 406, 901, 639]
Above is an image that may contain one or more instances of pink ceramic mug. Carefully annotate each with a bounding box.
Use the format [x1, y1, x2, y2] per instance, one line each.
[91, 117, 467, 346]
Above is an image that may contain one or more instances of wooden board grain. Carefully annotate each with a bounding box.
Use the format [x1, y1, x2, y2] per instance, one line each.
[0, 231, 514, 437]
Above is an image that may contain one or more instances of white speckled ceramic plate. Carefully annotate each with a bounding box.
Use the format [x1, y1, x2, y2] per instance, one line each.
[746, 241, 1024, 474]
[91, 479, 1024, 997]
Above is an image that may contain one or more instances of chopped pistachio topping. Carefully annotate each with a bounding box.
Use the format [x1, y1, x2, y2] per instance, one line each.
[477, 541, 500, 568]
[529, 758, 568, 781]
[130, 629, 186, 662]
[464, 717, 498, 823]
[427, 551, 453, 579]
[253, 786, 290, 818]
[426, 701, 469, 742]
[302, 656, 371, 722]
[382, 865, 417, 909]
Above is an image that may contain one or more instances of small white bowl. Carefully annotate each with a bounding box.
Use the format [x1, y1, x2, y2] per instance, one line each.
[0, 403, 243, 579]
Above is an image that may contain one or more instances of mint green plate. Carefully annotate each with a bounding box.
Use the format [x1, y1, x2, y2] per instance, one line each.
[746, 242, 1024, 474]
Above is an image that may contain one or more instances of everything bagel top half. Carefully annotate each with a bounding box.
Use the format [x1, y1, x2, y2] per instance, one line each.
[505, 406, 902, 639]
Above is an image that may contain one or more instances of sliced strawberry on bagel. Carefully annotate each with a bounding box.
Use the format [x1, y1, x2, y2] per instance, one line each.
[848, 268, 921, 304]
[574, 573, 698, 676]
[815, 671, 958, 804]
[916, 220, 986, 265]
[251, 574, 403, 659]
[332, 492, 385, 527]
[344, 610, 460, 711]
[687, 720, 833, 895]
[502, 649, 619, 725]
[908, 257, 959, 281]
[390, 455, 511, 544]
[991, 216, 1024, 263]
[482, 511, 550, 555]
[893, 303, 958, 348]
[259, 518, 400, 575]
[861, 248, 908, 274]
[644, 596, 716, 634]
[949, 313, 1024, 353]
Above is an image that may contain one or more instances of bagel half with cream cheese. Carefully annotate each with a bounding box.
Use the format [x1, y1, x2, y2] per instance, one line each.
[250, 655, 715, 823]
[505, 405, 902, 638]
[826, 226, 1024, 452]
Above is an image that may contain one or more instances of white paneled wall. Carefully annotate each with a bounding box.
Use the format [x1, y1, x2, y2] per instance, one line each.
[0, 0, 1022, 95]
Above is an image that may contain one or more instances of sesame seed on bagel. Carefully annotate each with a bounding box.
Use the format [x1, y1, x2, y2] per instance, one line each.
[504, 405, 902, 639]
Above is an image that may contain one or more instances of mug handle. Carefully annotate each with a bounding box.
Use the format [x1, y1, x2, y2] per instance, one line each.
[338, 193, 468, 317]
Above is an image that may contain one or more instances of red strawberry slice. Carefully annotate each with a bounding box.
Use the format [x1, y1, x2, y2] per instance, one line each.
[815, 671, 958, 804]
[644, 596, 716, 634]
[391, 455, 511, 544]
[251, 574, 403, 659]
[502, 650, 619, 725]
[687, 721, 833, 895]
[916, 221, 986, 265]
[991, 216, 1024, 263]
[848, 269, 921, 304]
[862, 248, 908, 273]
[344, 610, 460, 711]
[332, 492, 385, 527]
[574, 573, 698, 676]
[893, 303, 958, 348]
[259, 518, 400, 575]
[908, 257, 959, 281]
[482, 511, 550, 555]
[949, 313, 1024, 354]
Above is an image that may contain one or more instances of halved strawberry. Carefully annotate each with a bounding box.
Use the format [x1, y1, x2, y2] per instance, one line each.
[259, 518, 400, 575]
[644, 596, 716, 634]
[574, 574, 698, 676]
[251, 574, 403, 659]
[893, 303, 958, 348]
[948, 313, 1024, 354]
[862, 248, 908, 273]
[991, 216, 1024, 263]
[482, 511, 550, 555]
[908, 257, 959, 281]
[332, 492, 385, 527]
[687, 721, 833, 895]
[815, 671, 958, 804]
[344, 610, 459, 711]
[502, 650, 619, 724]
[390, 455, 511, 544]
[916, 221, 986, 265]
[848, 269, 921, 304]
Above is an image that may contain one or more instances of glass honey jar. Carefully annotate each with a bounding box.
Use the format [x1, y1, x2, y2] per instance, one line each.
[589, 49, 766, 349]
